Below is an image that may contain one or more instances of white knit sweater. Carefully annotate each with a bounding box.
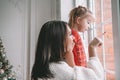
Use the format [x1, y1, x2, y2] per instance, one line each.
[39, 57, 104, 80]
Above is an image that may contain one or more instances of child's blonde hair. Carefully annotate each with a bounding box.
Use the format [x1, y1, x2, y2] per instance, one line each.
[68, 6, 93, 28]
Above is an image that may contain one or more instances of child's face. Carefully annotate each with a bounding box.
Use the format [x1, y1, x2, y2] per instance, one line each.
[77, 18, 90, 32]
[77, 14, 95, 32]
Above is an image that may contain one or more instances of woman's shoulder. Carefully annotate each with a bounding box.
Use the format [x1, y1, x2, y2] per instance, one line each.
[49, 61, 74, 79]
[50, 61, 73, 71]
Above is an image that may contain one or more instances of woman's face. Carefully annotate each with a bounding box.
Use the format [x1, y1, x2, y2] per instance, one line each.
[64, 25, 75, 52]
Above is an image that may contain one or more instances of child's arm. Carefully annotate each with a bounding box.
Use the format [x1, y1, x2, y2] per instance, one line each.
[88, 37, 103, 57]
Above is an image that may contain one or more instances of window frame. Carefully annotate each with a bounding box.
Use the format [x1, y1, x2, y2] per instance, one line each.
[60, 0, 120, 79]
[111, 0, 120, 80]
[75, 0, 119, 80]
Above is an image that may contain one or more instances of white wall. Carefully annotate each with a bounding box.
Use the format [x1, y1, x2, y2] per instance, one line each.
[0, 0, 28, 80]
[60, 0, 74, 22]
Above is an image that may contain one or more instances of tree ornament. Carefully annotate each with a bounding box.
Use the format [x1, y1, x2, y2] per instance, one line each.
[0, 69, 4, 74]
[2, 53, 6, 58]
[3, 77, 7, 80]
[0, 62, 2, 68]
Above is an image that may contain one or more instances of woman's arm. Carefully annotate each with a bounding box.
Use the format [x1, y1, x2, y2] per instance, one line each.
[73, 57, 104, 80]
[64, 51, 75, 67]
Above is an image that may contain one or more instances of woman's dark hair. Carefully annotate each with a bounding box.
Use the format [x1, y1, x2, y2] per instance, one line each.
[31, 20, 67, 80]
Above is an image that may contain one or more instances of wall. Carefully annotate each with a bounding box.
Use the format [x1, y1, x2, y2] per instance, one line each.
[60, 0, 74, 22]
[0, 0, 57, 80]
[0, 0, 28, 80]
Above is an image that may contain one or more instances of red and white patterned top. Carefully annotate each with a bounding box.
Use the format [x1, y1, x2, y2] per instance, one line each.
[72, 29, 87, 67]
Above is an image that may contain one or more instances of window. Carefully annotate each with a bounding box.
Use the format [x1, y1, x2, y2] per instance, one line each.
[94, 0, 115, 80]
[76, 0, 115, 80]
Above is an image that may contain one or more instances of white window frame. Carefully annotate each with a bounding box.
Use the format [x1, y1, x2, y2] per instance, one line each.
[76, 0, 119, 80]
[111, 0, 120, 80]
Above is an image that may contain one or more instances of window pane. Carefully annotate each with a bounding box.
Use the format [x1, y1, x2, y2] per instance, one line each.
[104, 23, 115, 80]
[103, 0, 112, 21]
[94, 0, 115, 80]
[94, 0, 102, 24]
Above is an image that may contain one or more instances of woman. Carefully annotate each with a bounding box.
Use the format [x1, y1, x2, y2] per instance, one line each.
[31, 20, 103, 80]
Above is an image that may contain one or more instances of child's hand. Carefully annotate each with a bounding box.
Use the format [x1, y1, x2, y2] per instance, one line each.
[89, 37, 103, 48]
[89, 32, 106, 48]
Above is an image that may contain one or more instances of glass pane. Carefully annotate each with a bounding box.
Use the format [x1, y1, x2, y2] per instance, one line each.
[94, 0, 102, 25]
[94, 26, 103, 63]
[95, 0, 115, 80]
[95, 23, 115, 80]
[104, 23, 116, 80]
[103, 0, 112, 21]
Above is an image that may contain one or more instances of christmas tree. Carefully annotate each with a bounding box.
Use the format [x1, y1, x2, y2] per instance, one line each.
[0, 37, 16, 80]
